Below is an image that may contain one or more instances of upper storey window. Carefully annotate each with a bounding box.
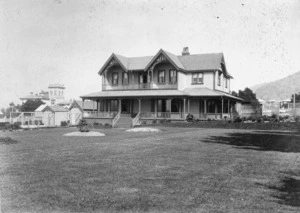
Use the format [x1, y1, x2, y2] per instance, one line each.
[218, 71, 221, 86]
[169, 70, 177, 84]
[122, 72, 129, 85]
[158, 70, 165, 84]
[225, 77, 228, 88]
[192, 72, 203, 84]
[112, 72, 118, 85]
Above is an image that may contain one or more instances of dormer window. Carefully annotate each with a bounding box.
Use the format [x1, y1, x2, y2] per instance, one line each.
[112, 72, 118, 85]
[192, 72, 204, 84]
[122, 72, 129, 85]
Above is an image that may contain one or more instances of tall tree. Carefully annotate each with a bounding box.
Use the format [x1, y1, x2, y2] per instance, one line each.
[21, 99, 45, 112]
[238, 87, 260, 106]
[231, 91, 238, 97]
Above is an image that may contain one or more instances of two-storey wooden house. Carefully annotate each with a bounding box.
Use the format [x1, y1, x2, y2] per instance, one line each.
[81, 47, 243, 127]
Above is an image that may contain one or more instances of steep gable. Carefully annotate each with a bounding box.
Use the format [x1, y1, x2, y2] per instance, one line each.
[98, 53, 128, 75]
[144, 49, 185, 71]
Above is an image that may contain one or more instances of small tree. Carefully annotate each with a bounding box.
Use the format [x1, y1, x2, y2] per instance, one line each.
[231, 91, 238, 97]
[21, 99, 45, 112]
[238, 87, 260, 107]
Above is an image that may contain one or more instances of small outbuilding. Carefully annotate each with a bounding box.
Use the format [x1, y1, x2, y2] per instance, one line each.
[68, 100, 97, 125]
[42, 105, 69, 126]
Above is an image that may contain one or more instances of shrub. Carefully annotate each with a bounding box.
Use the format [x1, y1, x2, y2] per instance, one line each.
[93, 122, 99, 126]
[78, 119, 89, 132]
[5, 123, 12, 130]
[257, 118, 262, 123]
[0, 137, 18, 145]
[61, 121, 68, 127]
[207, 118, 211, 121]
[13, 122, 21, 130]
[104, 123, 112, 128]
[234, 117, 242, 123]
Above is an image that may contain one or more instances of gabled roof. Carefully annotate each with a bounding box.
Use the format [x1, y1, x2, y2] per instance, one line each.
[98, 53, 129, 74]
[42, 105, 68, 113]
[127, 56, 153, 70]
[98, 49, 230, 76]
[144, 49, 185, 71]
[178, 53, 223, 71]
[35, 104, 48, 112]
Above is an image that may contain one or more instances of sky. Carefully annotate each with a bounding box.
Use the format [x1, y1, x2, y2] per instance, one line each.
[0, 0, 300, 108]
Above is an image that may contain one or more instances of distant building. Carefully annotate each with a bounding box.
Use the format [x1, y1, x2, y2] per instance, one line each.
[20, 83, 66, 106]
[48, 84, 65, 105]
[20, 91, 50, 105]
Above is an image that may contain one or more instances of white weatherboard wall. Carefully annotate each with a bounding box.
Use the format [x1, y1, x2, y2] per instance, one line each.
[185, 72, 214, 90]
[178, 71, 187, 90]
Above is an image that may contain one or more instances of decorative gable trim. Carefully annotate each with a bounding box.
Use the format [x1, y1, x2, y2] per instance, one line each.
[144, 49, 185, 72]
[98, 53, 128, 75]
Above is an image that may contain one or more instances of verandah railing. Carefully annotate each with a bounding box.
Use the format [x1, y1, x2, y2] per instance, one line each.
[83, 111, 117, 118]
[112, 111, 121, 127]
[140, 112, 185, 119]
[132, 112, 140, 126]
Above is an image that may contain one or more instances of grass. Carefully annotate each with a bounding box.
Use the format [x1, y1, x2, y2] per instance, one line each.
[0, 127, 299, 212]
[147, 120, 300, 131]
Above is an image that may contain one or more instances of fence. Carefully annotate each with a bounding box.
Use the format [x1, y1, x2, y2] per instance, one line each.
[9, 111, 83, 127]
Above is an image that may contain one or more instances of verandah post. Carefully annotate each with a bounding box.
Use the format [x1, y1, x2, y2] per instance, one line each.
[154, 99, 157, 118]
[228, 99, 230, 119]
[221, 97, 224, 119]
[138, 99, 141, 114]
[204, 99, 207, 119]
[118, 99, 122, 114]
[183, 98, 186, 119]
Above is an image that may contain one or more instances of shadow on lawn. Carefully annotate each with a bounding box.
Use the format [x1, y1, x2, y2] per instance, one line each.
[258, 171, 300, 207]
[202, 131, 300, 153]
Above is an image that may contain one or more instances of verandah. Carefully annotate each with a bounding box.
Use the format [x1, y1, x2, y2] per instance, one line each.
[82, 97, 235, 120]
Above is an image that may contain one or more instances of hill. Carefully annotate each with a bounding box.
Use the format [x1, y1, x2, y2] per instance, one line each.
[251, 71, 300, 101]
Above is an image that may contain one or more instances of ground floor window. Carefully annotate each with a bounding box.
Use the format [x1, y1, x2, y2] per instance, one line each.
[157, 99, 166, 112]
[110, 100, 118, 112]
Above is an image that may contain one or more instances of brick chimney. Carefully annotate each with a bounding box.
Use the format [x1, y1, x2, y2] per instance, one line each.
[182, 47, 190, 56]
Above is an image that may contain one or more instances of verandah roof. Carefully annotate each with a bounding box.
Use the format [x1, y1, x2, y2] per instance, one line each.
[81, 88, 243, 101]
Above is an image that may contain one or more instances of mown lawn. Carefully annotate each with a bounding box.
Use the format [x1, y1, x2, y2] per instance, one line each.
[0, 127, 299, 212]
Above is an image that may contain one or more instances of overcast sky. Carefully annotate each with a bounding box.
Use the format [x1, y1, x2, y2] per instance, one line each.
[1, 0, 299, 108]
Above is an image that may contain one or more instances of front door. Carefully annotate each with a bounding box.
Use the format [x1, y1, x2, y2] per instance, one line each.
[121, 99, 130, 114]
